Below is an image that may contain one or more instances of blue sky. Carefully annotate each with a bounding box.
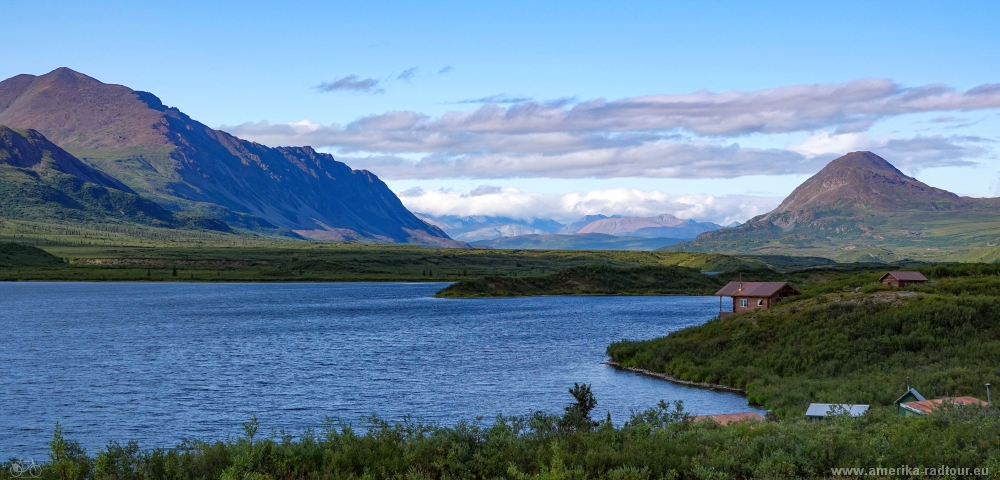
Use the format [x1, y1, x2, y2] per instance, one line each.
[4, 1, 999, 223]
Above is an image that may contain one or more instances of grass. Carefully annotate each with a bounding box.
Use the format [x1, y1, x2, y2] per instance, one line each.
[67, 146, 183, 207]
[0, 248, 787, 283]
[0, 220, 842, 282]
[0, 242, 64, 267]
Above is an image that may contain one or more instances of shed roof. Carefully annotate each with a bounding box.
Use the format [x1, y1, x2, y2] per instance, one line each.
[691, 412, 765, 425]
[804, 404, 869, 418]
[900, 397, 988, 415]
[714, 282, 799, 297]
[880, 271, 928, 282]
[893, 388, 926, 405]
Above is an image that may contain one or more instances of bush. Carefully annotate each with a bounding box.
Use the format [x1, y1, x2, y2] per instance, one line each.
[11, 403, 1000, 479]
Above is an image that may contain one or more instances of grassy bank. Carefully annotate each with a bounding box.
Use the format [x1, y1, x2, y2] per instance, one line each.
[607, 264, 1000, 417]
[434, 265, 728, 297]
[0, 236, 835, 282]
[6, 401, 998, 480]
[434, 261, 912, 298]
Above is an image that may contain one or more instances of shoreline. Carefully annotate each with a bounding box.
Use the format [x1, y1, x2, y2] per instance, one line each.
[435, 292, 709, 298]
[603, 361, 747, 395]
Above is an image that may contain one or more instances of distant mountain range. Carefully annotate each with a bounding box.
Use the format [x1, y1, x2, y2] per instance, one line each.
[417, 212, 725, 250]
[415, 214, 564, 242]
[556, 215, 611, 234]
[673, 151, 1000, 261]
[474, 233, 685, 251]
[0, 68, 461, 246]
[572, 214, 722, 238]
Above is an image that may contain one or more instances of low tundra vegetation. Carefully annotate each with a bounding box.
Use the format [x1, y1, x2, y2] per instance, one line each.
[4, 394, 999, 480]
[608, 264, 1000, 417]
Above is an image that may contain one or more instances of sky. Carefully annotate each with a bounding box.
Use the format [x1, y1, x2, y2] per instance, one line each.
[3, 0, 1000, 225]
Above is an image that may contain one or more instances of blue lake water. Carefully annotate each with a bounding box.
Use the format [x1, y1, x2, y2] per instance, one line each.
[0, 282, 756, 457]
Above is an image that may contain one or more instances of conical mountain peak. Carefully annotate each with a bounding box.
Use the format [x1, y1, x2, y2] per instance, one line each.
[766, 151, 958, 223]
[38, 67, 101, 85]
[676, 150, 1000, 256]
[826, 150, 903, 172]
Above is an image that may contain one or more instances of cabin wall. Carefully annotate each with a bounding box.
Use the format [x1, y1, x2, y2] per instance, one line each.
[880, 277, 926, 288]
[732, 296, 770, 313]
[881, 277, 901, 287]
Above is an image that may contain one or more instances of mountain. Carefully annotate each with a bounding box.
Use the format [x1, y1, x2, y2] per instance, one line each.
[0, 126, 228, 231]
[674, 151, 1000, 259]
[474, 233, 684, 250]
[557, 215, 618, 234]
[415, 214, 563, 241]
[0, 126, 131, 190]
[0, 68, 459, 246]
[574, 213, 723, 239]
[455, 224, 549, 242]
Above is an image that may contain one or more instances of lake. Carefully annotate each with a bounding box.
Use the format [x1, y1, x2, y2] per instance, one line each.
[0, 282, 755, 457]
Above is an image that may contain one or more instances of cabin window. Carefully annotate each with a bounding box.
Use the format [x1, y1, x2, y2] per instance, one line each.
[739, 298, 748, 308]
[757, 299, 764, 306]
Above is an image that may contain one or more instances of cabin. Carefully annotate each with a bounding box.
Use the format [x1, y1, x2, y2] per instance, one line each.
[894, 387, 926, 406]
[879, 271, 928, 288]
[894, 387, 926, 416]
[715, 282, 800, 318]
[804, 403, 869, 420]
[898, 397, 988, 417]
[690, 412, 765, 425]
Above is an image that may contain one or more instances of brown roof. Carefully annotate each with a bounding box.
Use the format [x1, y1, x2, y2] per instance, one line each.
[900, 396, 988, 414]
[691, 412, 765, 425]
[714, 282, 799, 297]
[881, 271, 928, 282]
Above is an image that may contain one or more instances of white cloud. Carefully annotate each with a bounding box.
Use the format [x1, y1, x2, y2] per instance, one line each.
[336, 141, 817, 179]
[237, 79, 1000, 144]
[225, 78, 1000, 180]
[790, 132, 871, 157]
[316, 75, 384, 94]
[790, 132, 987, 173]
[398, 186, 781, 225]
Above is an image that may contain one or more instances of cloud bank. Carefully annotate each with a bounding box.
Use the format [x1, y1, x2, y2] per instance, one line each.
[453, 94, 536, 104]
[399, 186, 782, 225]
[231, 79, 1000, 180]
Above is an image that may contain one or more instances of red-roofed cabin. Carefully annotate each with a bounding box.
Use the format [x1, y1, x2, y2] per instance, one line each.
[715, 282, 800, 317]
[690, 412, 765, 425]
[879, 271, 928, 288]
[899, 396, 988, 417]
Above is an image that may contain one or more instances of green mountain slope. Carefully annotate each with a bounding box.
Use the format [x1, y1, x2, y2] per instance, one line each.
[0, 126, 229, 232]
[672, 151, 1000, 260]
[0, 68, 460, 246]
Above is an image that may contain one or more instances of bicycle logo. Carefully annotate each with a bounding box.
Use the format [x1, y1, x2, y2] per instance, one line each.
[9, 458, 41, 478]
